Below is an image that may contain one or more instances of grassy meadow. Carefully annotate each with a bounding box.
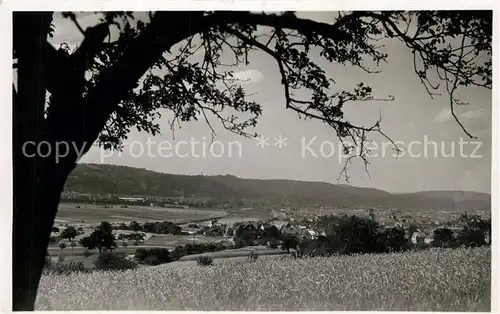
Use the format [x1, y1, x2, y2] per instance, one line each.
[56, 202, 227, 224]
[36, 246, 490, 311]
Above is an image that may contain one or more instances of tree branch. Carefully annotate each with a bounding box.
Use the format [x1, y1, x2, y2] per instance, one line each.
[213, 11, 363, 41]
[48, 12, 210, 155]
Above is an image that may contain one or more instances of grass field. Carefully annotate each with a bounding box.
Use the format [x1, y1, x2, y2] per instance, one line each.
[47, 245, 168, 257]
[47, 234, 226, 257]
[144, 234, 225, 247]
[36, 247, 490, 311]
[177, 246, 284, 261]
[56, 203, 227, 224]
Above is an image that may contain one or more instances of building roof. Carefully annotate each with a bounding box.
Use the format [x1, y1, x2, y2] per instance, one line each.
[308, 230, 317, 236]
[271, 221, 289, 230]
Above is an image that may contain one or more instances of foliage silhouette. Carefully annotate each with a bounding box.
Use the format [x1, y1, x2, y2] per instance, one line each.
[79, 229, 117, 253]
[457, 213, 491, 247]
[94, 252, 138, 271]
[60, 226, 77, 241]
[281, 235, 299, 253]
[432, 228, 456, 248]
[197, 255, 214, 266]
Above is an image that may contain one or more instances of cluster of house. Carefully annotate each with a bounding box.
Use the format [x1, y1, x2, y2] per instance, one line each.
[177, 219, 325, 241]
[177, 217, 466, 248]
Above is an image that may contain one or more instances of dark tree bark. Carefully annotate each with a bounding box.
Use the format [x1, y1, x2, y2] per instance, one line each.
[13, 12, 59, 311]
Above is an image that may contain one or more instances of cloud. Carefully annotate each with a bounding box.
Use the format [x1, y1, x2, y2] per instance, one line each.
[434, 107, 487, 124]
[459, 109, 486, 120]
[433, 108, 452, 123]
[232, 69, 264, 84]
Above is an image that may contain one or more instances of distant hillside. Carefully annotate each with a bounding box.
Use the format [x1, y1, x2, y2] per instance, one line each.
[412, 191, 491, 202]
[63, 163, 491, 211]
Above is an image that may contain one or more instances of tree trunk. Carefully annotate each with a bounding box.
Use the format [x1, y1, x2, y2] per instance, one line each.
[13, 12, 46, 310]
[12, 12, 77, 311]
[13, 139, 77, 310]
[13, 153, 76, 310]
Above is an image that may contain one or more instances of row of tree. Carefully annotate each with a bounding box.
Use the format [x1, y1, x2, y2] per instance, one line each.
[76, 222, 147, 252]
[116, 220, 182, 235]
[50, 225, 83, 242]
[233, 224, 281, 247]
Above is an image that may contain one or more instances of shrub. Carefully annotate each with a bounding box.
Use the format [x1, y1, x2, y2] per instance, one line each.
[255, 238, 268, 246]
[134, 248, 148, 260]
[83, 249, 92, 258]
[248, 251, 258, 263]
[129, 221, 141, 231]
[262, 225, 281, 240]
[170, 245, 186, 261]
[457, 214, 491, 247]
[94, 252, 137, 271]
[281, 235, 299, 253]
[433, 228, 456, 248]
[44, 260, 88, 275]
[332, 215, 385, 254]
[381, 227, 408, 252]
[268, 240, 279, 249]
[196, 255, 213, 266]
[234, 239, 249, 249]
[145, 248, 171, 264]
[234, 225, 259, 244]
[295, 236, 336, 257]
[134, 248, 170, 264]
[297, 238, 315, 257]
[117, 222, 129, 230]
[143, 255, 160, 266]
[126, 232, 146, 243]
[205, 242, 217, 252]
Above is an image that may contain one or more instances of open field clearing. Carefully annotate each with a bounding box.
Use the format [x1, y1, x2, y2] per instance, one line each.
[144, 233, 225, 247]
[221, 207, 276, 223]
[162, 254, 285, 268]
[46, 244, 170, 257]
[56, 203, 226, 223]
[48, 233, 226, 256]
[56, 203, 282, 226]
[36, 247, 490, 311]
[177, 246, 284, 261]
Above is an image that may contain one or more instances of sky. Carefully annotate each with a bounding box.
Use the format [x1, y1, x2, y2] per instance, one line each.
[48, 11, 492, 194]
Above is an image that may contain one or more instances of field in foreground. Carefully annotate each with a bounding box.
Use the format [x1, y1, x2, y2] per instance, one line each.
[36, 247, 490, 311]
